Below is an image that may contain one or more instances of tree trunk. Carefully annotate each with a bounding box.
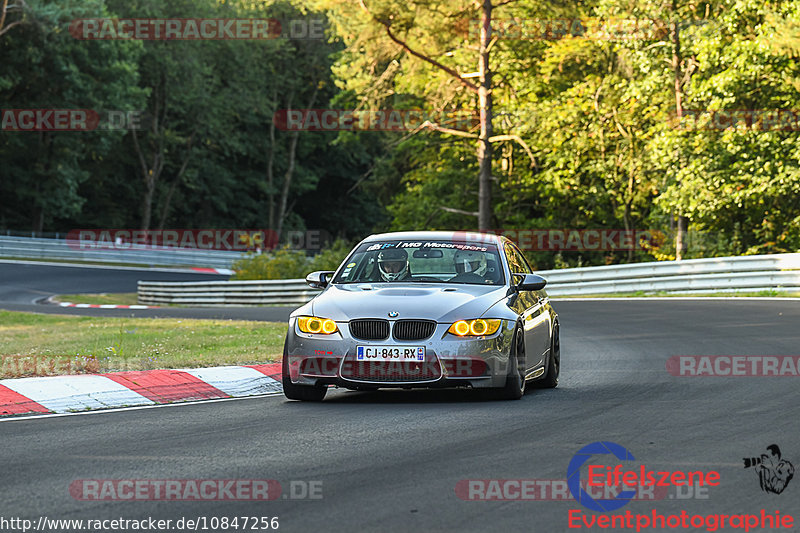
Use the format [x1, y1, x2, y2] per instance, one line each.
[132, 128, 163, 233]
[156, 130, 196, 230]
[157, 177, 178, 231]
[32, 132, 53, 233]
[477, 0, 493, 232]
[625, 139, 635, 262]
[671, 2, 688, 260]
[275, 84, 319, 241]
[275, 130, 299, 242]
[132, 74, 168, 233]
[0, 0, 24, 37]
[155, 163, 185, 231]
[141, 179, 155, 232]
[676, 215, 688, 260]
[267, 86, 277, 230]
[32, 207, 43, 234]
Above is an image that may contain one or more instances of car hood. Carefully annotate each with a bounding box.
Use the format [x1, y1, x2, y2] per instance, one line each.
[308, 283, 508, 323]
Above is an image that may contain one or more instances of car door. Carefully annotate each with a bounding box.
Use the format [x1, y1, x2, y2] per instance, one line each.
[505, 243, 551, 373]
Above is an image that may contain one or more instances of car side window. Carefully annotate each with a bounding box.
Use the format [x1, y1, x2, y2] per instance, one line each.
[511, 244, 533, 274]
[504, 243, 531, 275]
[504, 243, 522, 275]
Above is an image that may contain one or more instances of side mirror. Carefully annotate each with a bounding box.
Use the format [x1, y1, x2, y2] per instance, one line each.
[514, 273, 547, 291]
[305, 271, 335, 289]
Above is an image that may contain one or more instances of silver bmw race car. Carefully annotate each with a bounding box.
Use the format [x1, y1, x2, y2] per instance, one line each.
[282, 231, 560, 401]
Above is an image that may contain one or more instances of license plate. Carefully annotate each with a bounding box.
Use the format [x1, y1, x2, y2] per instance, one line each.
[356, 346, 425, 362]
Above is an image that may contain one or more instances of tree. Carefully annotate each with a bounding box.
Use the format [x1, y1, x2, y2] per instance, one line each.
[0, 0, 144, 232]
[315, 0, 540, 230]
[649, 0, 800, 255]
[0, 0, 26, 37]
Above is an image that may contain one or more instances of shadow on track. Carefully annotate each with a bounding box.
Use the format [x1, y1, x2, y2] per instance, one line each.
[290, 386, 561, 404]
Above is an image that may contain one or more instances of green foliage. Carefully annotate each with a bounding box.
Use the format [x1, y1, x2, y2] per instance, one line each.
[0, 0, 379, 243]
[647, 0, 800, 256]
[232, 239, 353, 280]
[319, 0, 800, 267]
[308, 239, 354, 271]
[0, 0, 145, 230]
[3, 0, 800, 268]
[232, 247, 310, 280]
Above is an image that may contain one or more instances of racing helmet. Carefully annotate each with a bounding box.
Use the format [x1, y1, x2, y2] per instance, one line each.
[378, 248, 409, 281]
[453, 249, 487, 276]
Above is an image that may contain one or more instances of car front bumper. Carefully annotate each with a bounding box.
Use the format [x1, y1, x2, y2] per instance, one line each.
[284, 318, 516, 389]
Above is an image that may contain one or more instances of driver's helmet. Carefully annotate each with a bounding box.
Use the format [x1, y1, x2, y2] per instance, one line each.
[453, 249, 487, 276]
[378, 248, 409, 281]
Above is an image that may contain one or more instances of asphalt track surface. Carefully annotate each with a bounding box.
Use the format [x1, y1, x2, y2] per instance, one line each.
[2, 260, 799, 532]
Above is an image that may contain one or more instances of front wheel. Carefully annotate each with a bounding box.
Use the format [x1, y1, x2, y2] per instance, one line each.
[487, 326, 525, 401]
[533, 323, 559, 389]
[282, 344, 327, 402]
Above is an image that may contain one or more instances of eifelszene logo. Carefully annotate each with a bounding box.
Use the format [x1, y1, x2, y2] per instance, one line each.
[567, 441, 637, 512]
[743, 444, 795, 494]
[567, 441, 721, 512]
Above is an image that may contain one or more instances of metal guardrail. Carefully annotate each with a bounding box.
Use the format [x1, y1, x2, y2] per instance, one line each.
[546, 270, 800, 295]
[539, 253, 800, 295]
[138, 279, 320, 306]
[137, 253, 800, 307]
[0, 236, 241, 269]
[537, 253, 800, 283]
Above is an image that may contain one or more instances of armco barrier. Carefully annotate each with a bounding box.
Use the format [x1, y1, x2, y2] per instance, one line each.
[138, 279, 320, 306]
[137, 253, 800, 306]
[538, 253, 800, 294]
[0, 235, 240, 269]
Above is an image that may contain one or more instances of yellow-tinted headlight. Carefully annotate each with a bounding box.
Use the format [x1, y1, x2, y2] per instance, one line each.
[451, 320, 471, 336]
[298, 316, 339, 335]
[447, 319, 501, 337]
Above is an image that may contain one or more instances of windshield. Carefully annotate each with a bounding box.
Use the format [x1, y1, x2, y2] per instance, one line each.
[333, 240, 505, 285]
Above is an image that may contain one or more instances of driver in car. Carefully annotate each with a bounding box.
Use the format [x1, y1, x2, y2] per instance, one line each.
[378, 248, 412, 282]
[450, 249, 488, 282]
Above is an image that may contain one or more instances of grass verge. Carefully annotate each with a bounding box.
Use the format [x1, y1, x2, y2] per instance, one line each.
[0, 310, 286, 379]
[53, 293, 140, 306]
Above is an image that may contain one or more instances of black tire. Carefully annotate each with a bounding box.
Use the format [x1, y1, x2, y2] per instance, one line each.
[533, 323, 559, 389]
[488, 325, 525, 400]
[282, 342, 327, 402]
